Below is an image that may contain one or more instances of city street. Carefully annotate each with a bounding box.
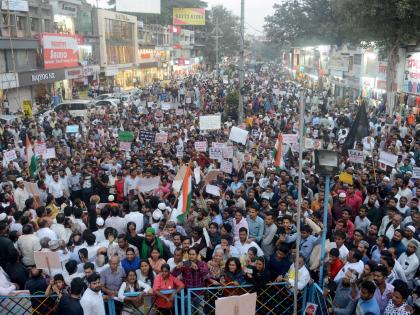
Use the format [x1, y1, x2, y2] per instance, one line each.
[0, 1, 419, 315]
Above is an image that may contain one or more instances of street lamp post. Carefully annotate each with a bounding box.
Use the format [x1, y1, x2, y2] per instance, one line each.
[314, 150, 339, 288]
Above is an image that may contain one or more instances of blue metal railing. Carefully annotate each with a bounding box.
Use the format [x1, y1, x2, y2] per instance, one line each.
[1, 283, 329, 315]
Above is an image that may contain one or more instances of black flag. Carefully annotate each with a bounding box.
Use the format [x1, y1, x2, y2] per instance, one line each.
[342, 102, 369, 154]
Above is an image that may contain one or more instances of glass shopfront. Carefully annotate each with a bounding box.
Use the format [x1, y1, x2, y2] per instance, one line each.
[104, 18, 135, 65]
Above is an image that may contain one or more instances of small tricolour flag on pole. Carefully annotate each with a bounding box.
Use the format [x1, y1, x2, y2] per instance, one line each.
[26, 135, 38, 178]
[273, 132, 283, 168]
[177, 164, 192, 222]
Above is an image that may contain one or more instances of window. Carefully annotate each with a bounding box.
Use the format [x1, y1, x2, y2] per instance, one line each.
[70, 103, 87, 110]
[15, 16, 26, 31]
[30, 18, 39, 32]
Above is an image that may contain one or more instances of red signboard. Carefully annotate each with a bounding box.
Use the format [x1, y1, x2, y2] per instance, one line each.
[169, 25, 181, 34]
[40, 33, 80, 70]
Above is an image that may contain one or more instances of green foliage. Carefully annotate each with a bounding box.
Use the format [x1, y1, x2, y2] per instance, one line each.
[204, 5, 241, 65]
[264, 0, 341, 48]
[224, 90, 239, 122]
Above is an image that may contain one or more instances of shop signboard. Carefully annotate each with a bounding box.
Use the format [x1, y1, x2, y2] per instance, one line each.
[65, 66, 100, 80]
[18, 69, 65, 87]
[173, 8, 205, 26]
[1, 0, 28, 12]
[404, 52, 420, 94]
[40, 33, 79, 70]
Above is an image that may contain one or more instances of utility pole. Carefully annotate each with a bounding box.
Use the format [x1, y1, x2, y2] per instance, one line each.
[210, 16, 223, 69]
[293, 89, 305, 315]
[238, 0, 244, 123]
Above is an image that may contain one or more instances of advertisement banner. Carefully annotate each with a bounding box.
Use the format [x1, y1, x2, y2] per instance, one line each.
[41, 33, 79, 70]
[173, 8, 205, 26]
[404, 52, 420, 94]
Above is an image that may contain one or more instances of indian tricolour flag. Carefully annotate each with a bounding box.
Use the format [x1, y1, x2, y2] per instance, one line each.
[273, 132, 283, 169]
[25, 135, 38, 178]
[176, 164, 192, 222]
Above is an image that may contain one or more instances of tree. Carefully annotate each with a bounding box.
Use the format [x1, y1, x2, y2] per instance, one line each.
[264, 0, 341, 48]
[203, 5, 241, 66]
[338, 0, 420, 113]
[264, 0, 420, 113]
[224, 90, 239, 122]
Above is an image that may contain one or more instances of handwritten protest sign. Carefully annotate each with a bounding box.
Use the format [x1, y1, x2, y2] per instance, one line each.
[119, 142, 131, 151]
[199, 115, 221, 130]
[161, 102, 171, 110]
[412, 167, 420, 179]
[34, 142, 47, 157]
[194, 141, 208, 152]
[3, 150, 17, 163]
[222, 146, 234, 159]
[175, 109, 184, 116]
[282, 134, 299, 144]
[229, 127, 248, 145]
[379, 151, 398, 167]
[139, 130, 156, 142]
[137, 176, 160, 193]
[155, 133, 168, 144]
[185, 97, 192, 104]
[220, 159, 233, 174]
[209, 148, 223, 160]
[176, 145, 184, 157]
[212, 142, 226, 149]
[206, 184, 220, 196]
[348, 149, 364, 164]
[44, 148, 56, 159]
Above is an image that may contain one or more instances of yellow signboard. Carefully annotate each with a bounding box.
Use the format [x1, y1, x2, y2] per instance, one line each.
[173, 8, 205, 26]
[22, 100, 32, 117]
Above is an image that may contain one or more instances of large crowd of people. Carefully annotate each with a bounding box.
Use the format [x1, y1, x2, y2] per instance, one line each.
[0, 63, 419, 315]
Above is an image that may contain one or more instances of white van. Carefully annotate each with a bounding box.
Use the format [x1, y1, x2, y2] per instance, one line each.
[53, 101, 90, 117]
[38, 100, 91, 122]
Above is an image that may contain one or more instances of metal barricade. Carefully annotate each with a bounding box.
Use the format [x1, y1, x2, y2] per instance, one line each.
[306, 283, 332, 315]
[0, 293, 114, 315]
[186, 282, 308, 315]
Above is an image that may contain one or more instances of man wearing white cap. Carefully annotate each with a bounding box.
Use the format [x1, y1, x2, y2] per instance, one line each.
[402, 225, 420, 259]
[397, 240, 419, 287]
[13, 178, 30, 211]
[93, 217, 106, 244]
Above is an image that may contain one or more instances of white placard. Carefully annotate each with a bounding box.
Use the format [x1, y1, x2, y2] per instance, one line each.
[379, 151, 398, 167]
[209, 148, 223, 160]
[175, 109, 184, 116]
[120, 142, 131, 151]
[313, 129, 319, 138]
[282, 134, 299, 144]
[176, 145, 184, 157]
[185, 97, 192, 104]
[304, 138, 314, 149]
[222, 146, 234, 159]
[34, 142, 47, 157]
[314, 139, 322, 150]
[206, 184, 220, 196]
[348, 149, 364, 164]
[194, 141, 208, 152]
[212, 142, 226, 149]
[3, 149, 17, 163]
[199, 115, 221, 130]
[412, 167, 420, 179]
[220, 159, 233, 174]
[161, 102, 171, 110]
[194, 167, 201, 184]
[137, 176, 160, 193]
[147, 101, 154, 108]
[155, 133, 168, 144]
[229, 126, 248, 145]
[44, 148, 56, 160]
